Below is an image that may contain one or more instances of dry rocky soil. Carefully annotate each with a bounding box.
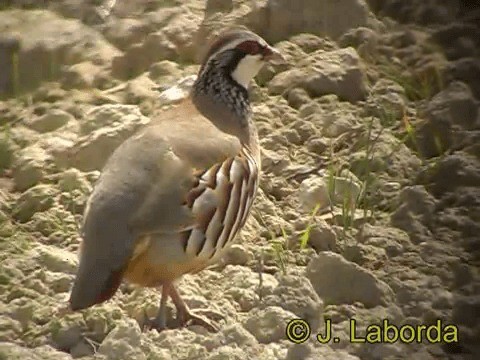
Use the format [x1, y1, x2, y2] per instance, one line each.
[0, 0, 479, 359]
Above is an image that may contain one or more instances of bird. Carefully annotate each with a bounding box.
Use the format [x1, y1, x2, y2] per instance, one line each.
[68, 28, 284, 331]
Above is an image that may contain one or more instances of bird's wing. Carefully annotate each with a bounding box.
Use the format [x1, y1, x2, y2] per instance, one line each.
[69, 99, 242, 310]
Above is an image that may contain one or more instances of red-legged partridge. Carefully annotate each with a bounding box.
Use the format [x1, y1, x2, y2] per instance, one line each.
[69, 29, 284, 331]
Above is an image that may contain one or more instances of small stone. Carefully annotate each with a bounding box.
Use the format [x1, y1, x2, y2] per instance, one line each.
[306, 137, 328, 154]
[98, 318, 144, 359]
[220, 323, 258, 347]
[46, 271, 74, 293]
[34, 243, 78, 274]
[306, 252, 394, 308]
[0, 133, 16, 172]
[53, 325, 83, 352]
[12, 145, 50, 191]
[27, 109, 73, 133]
[269, 48, 367, 103]
[62, 62, 101, 89]
[263, 275, 324, 331]
[58, 168, 92, 193]
[306, 221, 337, 252]
[223, 244, 253, 266]
[286, 88, 311, 109]
[207, 346, 245, 360]
[298, 173, 361, 213]
[70, 339, 94, 358]
[149, 60, 182, 80]
[12, 184, 57, 222]
[359, 225, 410, 258]
[243, 306, 296, 343]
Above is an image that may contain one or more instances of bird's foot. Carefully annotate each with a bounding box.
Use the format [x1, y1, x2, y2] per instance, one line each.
[177, 309, 219, 332]
[141, 309, 167, 332]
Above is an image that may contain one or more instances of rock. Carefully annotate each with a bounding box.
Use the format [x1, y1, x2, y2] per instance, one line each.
[98, 318, 144, 359]
[0, 9, 120, 95]
[365, 79, 407, 120]
[206, 0, 234, 15]
[269, 48, 367, 103]
[305, 137, 328, 155]
[59, 104, 150, 171]
[222, 265, 278, 312]
[148, 60, 182, 81]
[112, 8, 201, 79]
[57, 168, 91, 193]
[27, 109, 73, 133]
[33, 243, 78, 274]
[340, 27, 379, 49]
[158, 75, 196, 105]
[12, 184, 57, 222]
[431, 23, 480, 61]
[418, 153, 480, 197]
[206, 346, 246, 360]
[52, 323, 83, 352]
[223, 244, 253, 266]
[263, 275, 324, 331]
[416, 81, 479, 158]
[367, 0, 461, 25]
[45, 271, 73, 294]
[286, 343, 361, 360]
[444, 58, 480, 99]
[0, 132, 17, 173]
[429, 81, 478, 128]
[358, 224, 411, 257]
[350, 131, 421, 179]
[12, 144, 51, 191]
[299, 220, 337, 252]
[299, 173, 362, 213]
[61, 62, 103, 90]
[124, 74, 158, 105]
[289, 33, 337, 54]
[342, 243, 387, 266]
[103, 18, 152, 51]
[244, 0, 371, 42]
[452, 295, 480, 328]
[286, 88, 311, 109]
[0, 343, 72, 360]
[306, 252, 394, 307]
[220, 323, 258, 347]
[70, 339, 94, 358]
[243, 306, 296, 343]
[391, 186, 437, 243]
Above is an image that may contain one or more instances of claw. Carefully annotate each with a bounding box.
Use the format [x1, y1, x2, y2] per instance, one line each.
[178, 309, 219, 332]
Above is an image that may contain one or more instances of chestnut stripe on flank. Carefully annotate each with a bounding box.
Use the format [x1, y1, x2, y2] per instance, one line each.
[181, 229, 192, 252]
[195, 206, 217, 256]
[186, 186, 207, 208]
[224, 177, 249, 248]
[217, 170, 242, 249]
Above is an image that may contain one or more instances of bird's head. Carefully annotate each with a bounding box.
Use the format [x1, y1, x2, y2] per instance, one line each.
[198, 29, 285, 90]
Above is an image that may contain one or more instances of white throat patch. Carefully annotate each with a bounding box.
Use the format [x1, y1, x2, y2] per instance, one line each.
[231, 54, 265, 89]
